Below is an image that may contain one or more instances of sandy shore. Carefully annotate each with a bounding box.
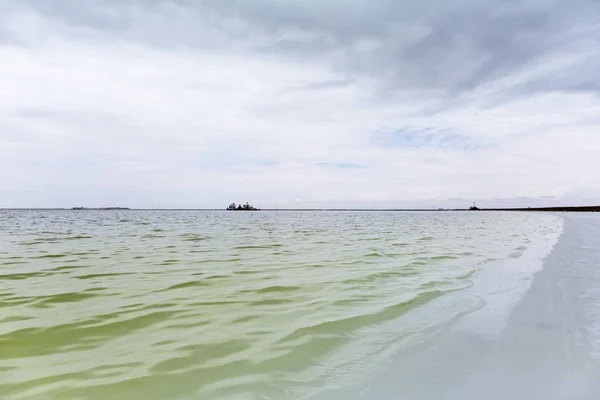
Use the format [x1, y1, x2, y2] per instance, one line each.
[316, 213, 600, 400]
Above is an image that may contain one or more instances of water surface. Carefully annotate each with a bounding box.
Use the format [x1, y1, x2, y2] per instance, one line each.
[0, 210, 562, 399]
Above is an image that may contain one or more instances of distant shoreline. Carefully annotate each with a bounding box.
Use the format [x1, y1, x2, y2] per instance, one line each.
[472, 206, 600, 212]
[72, 207, 130, 210]
[1, 206, 599, 212]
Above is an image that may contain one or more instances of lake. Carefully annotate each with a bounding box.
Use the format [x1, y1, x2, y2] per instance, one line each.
[0, 210, 563, 399]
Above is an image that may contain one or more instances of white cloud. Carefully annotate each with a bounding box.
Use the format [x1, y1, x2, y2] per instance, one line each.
[1, 0, 599, 208]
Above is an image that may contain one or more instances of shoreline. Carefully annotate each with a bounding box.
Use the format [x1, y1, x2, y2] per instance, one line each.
[442, 212, 600, 399]
[473, 205, 600, 212]
[315, 213, 600, 400]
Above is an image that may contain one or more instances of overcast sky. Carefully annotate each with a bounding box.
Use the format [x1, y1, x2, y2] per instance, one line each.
[1, 0, 599, 209]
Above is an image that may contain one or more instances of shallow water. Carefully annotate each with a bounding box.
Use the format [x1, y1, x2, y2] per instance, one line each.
[0, 210, 562, 399]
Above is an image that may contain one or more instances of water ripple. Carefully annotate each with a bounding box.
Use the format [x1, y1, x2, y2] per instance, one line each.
[0, 210, 563, 399]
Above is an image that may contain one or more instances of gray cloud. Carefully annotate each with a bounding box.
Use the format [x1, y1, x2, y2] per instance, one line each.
[1, 0, 600, 208]
[6, 0, 600, 97]
[188, 0, 600, 97]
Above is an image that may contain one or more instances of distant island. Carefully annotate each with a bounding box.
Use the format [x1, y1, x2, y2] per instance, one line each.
[226, 202, 260, 211]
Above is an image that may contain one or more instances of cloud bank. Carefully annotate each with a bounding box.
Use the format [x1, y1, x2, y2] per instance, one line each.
[1, 0, 599, 208]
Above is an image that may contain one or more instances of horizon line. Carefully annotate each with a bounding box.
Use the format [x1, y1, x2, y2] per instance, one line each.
[2, 206, 600, 212]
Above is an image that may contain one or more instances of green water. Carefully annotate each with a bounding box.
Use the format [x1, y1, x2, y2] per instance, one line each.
[0, 210, 561, 399]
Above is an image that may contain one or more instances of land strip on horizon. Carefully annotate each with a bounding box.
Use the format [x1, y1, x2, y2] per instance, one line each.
[1, 206, 599, 212]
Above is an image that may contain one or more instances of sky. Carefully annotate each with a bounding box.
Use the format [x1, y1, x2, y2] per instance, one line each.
[1, 0, 599, 209]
